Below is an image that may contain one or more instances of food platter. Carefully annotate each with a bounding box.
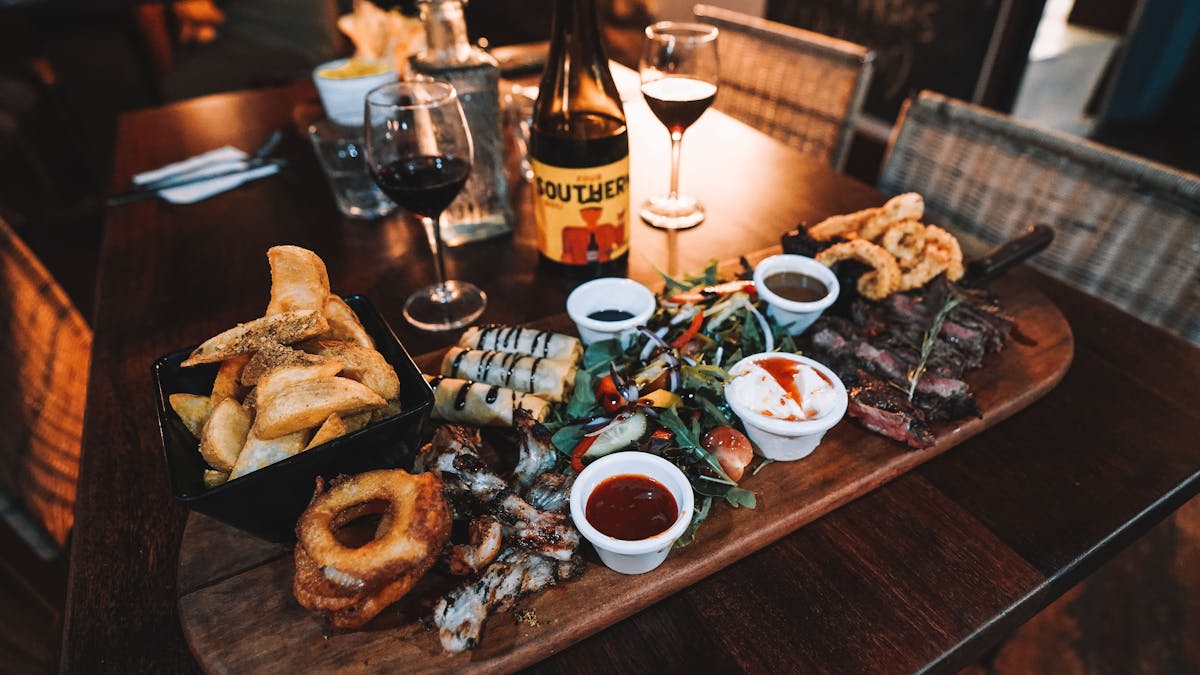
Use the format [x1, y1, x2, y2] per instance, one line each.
[176, 259, 1073, 674]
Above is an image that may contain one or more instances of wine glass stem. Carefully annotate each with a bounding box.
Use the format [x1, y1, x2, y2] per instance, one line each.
[668, 130, 683, 200]
[422, 213, 452, 303]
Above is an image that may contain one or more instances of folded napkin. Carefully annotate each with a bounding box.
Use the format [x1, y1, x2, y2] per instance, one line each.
[133, 146, 280, 204]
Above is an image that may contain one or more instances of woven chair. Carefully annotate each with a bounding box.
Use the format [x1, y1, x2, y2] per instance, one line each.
[692, 4, 873, 171]
[0, 217, 91, 553]
[879, 90, 1200, 345]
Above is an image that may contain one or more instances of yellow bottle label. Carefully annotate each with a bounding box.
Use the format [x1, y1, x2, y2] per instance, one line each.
[531, 156, 631, 265]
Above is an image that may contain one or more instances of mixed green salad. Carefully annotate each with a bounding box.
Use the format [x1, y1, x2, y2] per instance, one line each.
[544, 262, 803, 546]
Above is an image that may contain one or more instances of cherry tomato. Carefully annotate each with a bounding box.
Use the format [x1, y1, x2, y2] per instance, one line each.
[593, 375, 627, 414]
[701, 426, 754, 482]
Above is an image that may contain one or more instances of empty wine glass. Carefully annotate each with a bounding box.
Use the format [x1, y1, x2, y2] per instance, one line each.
[638, 21, 719, 231]
[365, 80, 486, 331]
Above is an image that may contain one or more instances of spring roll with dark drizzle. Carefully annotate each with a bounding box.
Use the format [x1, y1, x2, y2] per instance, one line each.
[457, 325, 582, 363]
[423, 375, 550, 427]
[440, 347, 576, 402]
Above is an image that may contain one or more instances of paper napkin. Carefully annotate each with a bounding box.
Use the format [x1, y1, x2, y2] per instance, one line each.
[133, 146, 280, 204]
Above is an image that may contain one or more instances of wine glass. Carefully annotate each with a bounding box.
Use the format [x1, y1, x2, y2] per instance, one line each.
[365, 80, 486, 331]
[638, 21, 719, 231]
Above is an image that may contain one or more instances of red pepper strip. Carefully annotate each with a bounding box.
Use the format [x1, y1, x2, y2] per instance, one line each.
[667, 280, 756, 304]
[571, 434, 598, 472]
[670, 310, 705, 349]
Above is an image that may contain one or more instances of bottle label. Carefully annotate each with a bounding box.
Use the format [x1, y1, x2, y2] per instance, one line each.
[531, 156, 631, 265]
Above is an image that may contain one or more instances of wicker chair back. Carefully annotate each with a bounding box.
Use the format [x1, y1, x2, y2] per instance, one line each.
[692, 4, 873, 171]
[880, 91, 1200, 345]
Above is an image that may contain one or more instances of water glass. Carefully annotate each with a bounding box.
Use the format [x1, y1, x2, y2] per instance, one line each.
[307, 120, 396, 219]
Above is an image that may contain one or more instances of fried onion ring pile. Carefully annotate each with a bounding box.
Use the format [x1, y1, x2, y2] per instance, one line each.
[294, 469, 451, 629]
[808, 193, 964, 300]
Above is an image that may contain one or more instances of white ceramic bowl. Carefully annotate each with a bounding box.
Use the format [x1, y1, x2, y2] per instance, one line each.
[752, 254, 839, 335]
[724, 352, 847, 461]
[569, 452, 694, 575]
[566, 278, 656, 348]
[313, 58, 398, 127]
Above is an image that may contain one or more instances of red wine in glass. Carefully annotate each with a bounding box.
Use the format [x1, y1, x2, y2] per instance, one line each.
[365, 79, 485, 332]
[641, 77, 718, 135]
[372, 156, 471, 219]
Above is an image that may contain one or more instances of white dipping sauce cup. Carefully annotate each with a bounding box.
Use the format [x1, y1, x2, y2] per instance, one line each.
[570, 452, 694, 575]
[753, 254, 839, 335]
[566, 278, 656, 348]
[725, 352, 847, 461]
[313, 59, 398, 127]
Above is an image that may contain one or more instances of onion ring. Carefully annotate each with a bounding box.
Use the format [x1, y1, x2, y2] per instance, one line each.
[858, 193, 925, 242]
[881, 220, 926, 262]
[294, 469, 451, 628]
[815, 239, 902, 300]
[923, 225, 965, 281]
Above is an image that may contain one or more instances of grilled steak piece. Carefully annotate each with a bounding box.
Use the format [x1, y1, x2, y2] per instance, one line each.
[845, 373, 935, 449]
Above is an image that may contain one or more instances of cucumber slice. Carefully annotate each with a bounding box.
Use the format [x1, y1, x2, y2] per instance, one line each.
[584, 411, 648, 459]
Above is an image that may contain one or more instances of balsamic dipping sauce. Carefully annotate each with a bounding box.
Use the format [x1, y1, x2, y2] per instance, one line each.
[586, 474, 678, 540]
[763, 271, 828, 303]
[587, 308, 636, 322]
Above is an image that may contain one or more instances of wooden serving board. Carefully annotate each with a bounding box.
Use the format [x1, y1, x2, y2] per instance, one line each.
[176, 271, 1073, 674]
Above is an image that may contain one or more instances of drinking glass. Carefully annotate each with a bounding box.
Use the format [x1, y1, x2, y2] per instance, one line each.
[638, 21, 719, 231]
[365, 80, 486, 331]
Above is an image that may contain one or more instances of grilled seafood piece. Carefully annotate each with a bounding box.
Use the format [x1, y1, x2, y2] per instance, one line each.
[434, 548, 584, 652]
[446, 516, 504, 576]
[513, 408, 559, 489]
[415, 425, 508, 512]
[524, 471, 573, 513]
[496, 491, 580, 561]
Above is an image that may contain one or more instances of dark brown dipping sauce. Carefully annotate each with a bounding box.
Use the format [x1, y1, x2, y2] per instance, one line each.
[588, 309, 636, 321]
[586, 474, 678, 540]
[763, 271, 828, 303]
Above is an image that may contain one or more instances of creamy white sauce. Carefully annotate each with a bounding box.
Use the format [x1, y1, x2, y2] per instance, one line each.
[727, 359, 837, 421]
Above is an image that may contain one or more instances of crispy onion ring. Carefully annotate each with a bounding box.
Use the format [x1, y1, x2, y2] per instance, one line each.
[294, 469, 451, 628]
[816, 240, 902, 300]
[808, 210, 868, 241]
[881, 220, 926, 263]
[923, 225, 965, 281]
[858, 193, 925, 242]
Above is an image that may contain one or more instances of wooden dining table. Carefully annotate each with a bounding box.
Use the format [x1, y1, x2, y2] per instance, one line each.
[61, 72, 1200, 673]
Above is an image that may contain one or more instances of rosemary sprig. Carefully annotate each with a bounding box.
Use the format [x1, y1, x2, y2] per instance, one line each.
[906, 292, 963, 401]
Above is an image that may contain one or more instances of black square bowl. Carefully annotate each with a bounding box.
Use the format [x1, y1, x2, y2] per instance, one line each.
[152, 295, 434, 542]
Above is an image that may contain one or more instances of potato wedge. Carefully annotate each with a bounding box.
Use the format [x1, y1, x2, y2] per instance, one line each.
[256, 360, 345, 402]
[265, 246, 331, 316]
[305, 413, 349, 450]
[371, 398, 405, 422]
[199, 398, 252, 472]
[241, 341, 338, 386]
[230, 427, 310, 479]
[343, 411, 372, 433]
[182, 310, 328, 367]
[302, 409, 374, 451]
[308, 340, 400, 400]
[323, 295, 374, 349]
[212, 354, 250, 404]
[255, 377, 385, 438]
[169, 393, 212, 438]
[203, 469, 229, 488]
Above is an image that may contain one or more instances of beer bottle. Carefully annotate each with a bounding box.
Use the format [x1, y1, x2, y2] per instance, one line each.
[530, 0, 630, 275]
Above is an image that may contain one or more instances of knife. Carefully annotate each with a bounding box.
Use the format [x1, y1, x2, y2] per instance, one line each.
[959, 224, 1055, 287]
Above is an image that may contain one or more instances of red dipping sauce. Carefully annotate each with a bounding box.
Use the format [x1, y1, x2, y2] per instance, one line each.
[585, 474, 679, 541]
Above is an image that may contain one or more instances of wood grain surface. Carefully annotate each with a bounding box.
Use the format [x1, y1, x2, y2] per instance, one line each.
[175, 268, 1072, 674]
[63, 82, 1200, 674]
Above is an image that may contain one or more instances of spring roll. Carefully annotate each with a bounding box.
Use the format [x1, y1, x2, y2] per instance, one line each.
[458, 325, 582, 363]
[440, 347, 575, 402]
[424, 375, 550, 427]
